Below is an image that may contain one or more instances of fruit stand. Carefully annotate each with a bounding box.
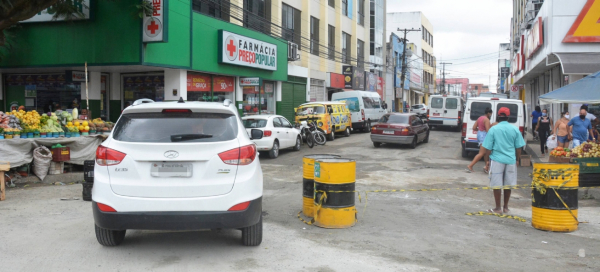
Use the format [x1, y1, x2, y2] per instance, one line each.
[0, 109, 112, 180]
[549, 143, 600, 187]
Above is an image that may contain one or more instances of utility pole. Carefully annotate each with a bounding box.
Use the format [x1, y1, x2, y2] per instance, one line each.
[398, 27, 420, 112]
[440, 62, 452, 95]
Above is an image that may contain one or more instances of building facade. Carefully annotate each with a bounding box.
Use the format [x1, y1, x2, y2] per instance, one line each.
[510, 0, 600, 125]
[436, 78, 470, 98]
[0, 0, 291, 121]
[386, 11, 436, 108]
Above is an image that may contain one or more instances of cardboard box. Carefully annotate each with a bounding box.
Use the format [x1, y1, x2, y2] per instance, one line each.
[520, 155, 531, 167]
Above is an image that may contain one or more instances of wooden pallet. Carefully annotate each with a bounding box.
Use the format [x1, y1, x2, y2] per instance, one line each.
[0, 161, 9, 201]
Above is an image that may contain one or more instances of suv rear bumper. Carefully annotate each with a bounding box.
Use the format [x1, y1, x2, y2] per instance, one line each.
[93, 197, 262, 231]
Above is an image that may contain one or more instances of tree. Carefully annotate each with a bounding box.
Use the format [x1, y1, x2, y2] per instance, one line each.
[0, 0, 152, 61]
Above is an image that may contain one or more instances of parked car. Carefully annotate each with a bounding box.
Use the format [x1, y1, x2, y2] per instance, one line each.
[332, 91, 386, 132]
[242, 115, 301, 158]
[410, 104, 428, 115]
[428, 95, 464, 131]
[295, 101, 352, 141]
[370, 113, 429, 149]
[461, 97, 528, 157]
[93, 99, 264, 246]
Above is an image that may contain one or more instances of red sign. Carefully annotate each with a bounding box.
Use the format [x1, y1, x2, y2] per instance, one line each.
[330, 73, 345, 89]
[187, 74, 211, 92]
[376, 76, 383, 97]
[563, 0, 600, 43]
[213, 76, 234, 92]
[525, 17, 543, 59]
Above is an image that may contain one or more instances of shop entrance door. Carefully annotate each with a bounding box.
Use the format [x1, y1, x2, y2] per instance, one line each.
[279, 81, 306, 122]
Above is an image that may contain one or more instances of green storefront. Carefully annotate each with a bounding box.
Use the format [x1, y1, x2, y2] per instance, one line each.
[0, 0, 298, 122]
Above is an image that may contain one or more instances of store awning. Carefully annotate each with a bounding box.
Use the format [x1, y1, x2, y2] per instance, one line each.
[412, 90, 424, 96]
[539, 70, 600, 105]
[549, 53, 600, 75]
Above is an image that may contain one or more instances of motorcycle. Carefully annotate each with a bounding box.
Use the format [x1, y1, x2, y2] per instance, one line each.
[295, 117, 327, 148]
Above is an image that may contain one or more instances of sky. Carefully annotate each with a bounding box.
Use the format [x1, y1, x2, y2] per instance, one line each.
[387, 0, 513, 92]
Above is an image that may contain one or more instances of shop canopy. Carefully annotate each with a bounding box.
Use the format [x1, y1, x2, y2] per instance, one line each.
[539, 70, 600, 105]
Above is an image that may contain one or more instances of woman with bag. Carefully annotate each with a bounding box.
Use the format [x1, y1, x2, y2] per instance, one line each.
[535, 109, 553, 157]
[553, 111, 570, 148]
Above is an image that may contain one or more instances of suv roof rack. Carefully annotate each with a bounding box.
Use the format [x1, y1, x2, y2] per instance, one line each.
[132, 98, 155, 106]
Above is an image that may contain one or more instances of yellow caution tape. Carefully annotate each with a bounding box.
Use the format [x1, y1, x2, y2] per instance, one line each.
[297, 211, 315, 225]
[465, 211, 528, 222]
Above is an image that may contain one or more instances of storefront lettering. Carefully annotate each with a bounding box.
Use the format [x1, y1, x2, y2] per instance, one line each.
[219, 30, 278, 71]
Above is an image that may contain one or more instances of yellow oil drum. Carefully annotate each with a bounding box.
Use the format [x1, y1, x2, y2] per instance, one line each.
[531, 163, 579, 232]
[302, 154, 341, 217]
[313, 158, 356, 229]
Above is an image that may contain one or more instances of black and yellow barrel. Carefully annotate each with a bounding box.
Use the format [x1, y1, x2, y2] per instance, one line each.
[302, 154, 341, 217]
[313, 158, 356, 229]
[531, 163, 579, 232]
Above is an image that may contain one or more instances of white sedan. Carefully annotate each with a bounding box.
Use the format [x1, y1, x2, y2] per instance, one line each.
[242, 115, 301, 158]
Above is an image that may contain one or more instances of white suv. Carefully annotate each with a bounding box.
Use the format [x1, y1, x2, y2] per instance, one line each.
[92, 99, 264, 246]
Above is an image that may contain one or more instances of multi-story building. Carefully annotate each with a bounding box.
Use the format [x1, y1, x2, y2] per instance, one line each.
[386, 11, 436, 107]
[436, 78, 469, 98]
[370, 0, 386, 80]
[0, 0, 385, 123]
[469, 83, 490, 96]
[510, 0, 600, 124]
[497, 43, 511, 93]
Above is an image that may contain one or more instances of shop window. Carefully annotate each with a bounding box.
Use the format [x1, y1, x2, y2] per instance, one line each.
[328, 25, 335, 60]
[310, 16, 319, 56]
[342, 32, 351, 64]
[342, 0, 348, 16]
[187, 73, 234, 102]
[192, 0, 231, 21]
[5, 74, 82, 114]
[243, 0, 271, 35]
[242, 81, 275, 116]
[282, 4, 301, 47]
[122, 75, 165, 107]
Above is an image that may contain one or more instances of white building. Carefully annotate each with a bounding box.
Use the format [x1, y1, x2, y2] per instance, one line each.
[511, 0, 600, 123]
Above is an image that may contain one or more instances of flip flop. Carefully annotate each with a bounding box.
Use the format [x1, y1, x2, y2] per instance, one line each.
[465, 169, 473, 173]
[487, 209, 502, 214]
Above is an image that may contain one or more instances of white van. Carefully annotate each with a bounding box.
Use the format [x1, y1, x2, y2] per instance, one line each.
[332, 91, 386, 132]
[428, 95, 464, 130]
[461, 97, 528, 157]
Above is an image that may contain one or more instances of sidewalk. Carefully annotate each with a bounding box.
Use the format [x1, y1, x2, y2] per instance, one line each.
[524, 133, 548, 164]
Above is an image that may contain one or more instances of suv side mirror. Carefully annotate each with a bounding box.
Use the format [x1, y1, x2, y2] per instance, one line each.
[250, 129, 263, 140]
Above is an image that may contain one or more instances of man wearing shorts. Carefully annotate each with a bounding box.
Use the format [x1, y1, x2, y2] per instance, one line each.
[482, 107, 526, 214]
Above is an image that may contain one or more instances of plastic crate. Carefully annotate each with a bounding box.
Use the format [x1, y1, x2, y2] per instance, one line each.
[83, 160, 95, 183]
[571, 158, 600, 174]
[580, 173, 600, 187]
[51, 147, 71, 162]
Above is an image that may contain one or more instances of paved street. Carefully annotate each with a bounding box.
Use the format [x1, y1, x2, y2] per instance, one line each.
[2, 129, 600, 271]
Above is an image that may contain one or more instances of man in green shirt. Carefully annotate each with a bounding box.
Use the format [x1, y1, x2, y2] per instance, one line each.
[482, 107, 526, 214]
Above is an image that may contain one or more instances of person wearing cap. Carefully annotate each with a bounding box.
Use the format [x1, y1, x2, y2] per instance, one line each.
[481, 107, 526, 214]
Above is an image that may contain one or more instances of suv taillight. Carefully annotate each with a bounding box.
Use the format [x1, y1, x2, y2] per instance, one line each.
[462, 123, 467, 137]
[96, 145, 126, 166]
[219, 144, 257, 165]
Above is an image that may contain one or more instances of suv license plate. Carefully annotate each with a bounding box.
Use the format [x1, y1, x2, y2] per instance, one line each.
[151, 163, 192, 177]
[383, 130, 394, 135]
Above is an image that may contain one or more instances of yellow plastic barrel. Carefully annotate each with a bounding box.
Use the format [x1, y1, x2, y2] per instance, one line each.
[302, 154, 341, 217]
[531, 163, 579, 232]
[313, 158, 356, 229]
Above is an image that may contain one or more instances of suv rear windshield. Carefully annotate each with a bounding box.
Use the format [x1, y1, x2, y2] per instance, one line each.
[497, 103, 518, 123]
[243, 118, 268, 128]
[113, 112, 238, 143]
[334, 97, 360, 112]
[379, 114, 409, 124]
[470, 102, 492, 121]
[431, 98, 444, 109]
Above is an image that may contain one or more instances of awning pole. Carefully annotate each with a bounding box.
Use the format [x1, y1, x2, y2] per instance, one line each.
[85, 62, 89, 113]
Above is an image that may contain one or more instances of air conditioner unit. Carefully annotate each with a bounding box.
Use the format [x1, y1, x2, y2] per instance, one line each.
[288, 42, 300, 61]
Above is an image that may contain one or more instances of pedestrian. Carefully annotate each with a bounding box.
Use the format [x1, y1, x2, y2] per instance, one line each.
[579, 104, 598, 141]
[466, 108, 493, 173]
[535, 109, 553, 157]
[531, 106, 542, 140]
[482, 107, 526, 214]
[568, 108, 596, 147]
[553, 111, 570, 148]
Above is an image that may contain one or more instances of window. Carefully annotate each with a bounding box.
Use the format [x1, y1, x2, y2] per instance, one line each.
[282, 4, 301, 46]
[192, 0, 230, 21]
[243, 0, 271, 35]
[310, 17, 319, 56]
[357, 0, 365, 26]
[243, 118, 268, 128]
[362, 97, 374, 109]
[497, 103, 519, 123]
[431, 97, 444, 109]
[328, 25, 335, 60]
[470, 102, 492, 121]
[113, 113, 238, 143]
[342, 32, 351, 64]
[335, 97, 360, 112]
[446, 98, 458, 109]
[357, 39, 364, 69]
[342, 0, 348, 16]
[380, 114, 409, 124]
[279, 117, 293, 128]
[272, 117, 282, 127]
[328, 0, 334, 8]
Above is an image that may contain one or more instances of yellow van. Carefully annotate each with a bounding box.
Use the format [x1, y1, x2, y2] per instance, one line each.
[295, 101, 352, 141]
